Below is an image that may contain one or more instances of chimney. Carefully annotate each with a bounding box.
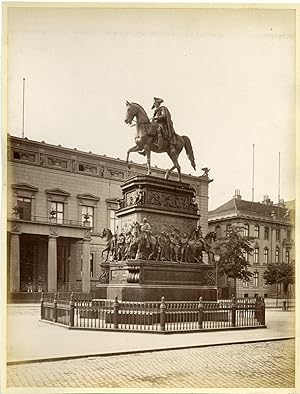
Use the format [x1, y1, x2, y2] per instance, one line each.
[233, 189, 241, 200]
[262, 195, 273, 206]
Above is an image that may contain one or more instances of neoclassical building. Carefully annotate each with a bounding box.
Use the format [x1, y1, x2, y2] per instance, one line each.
[6, 134, 211, 298]
[208, 190, 295, 299]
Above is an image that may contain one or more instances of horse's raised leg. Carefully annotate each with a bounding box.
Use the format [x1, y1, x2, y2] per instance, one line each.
[145, 145, 151, 176]
[126, 145, 141, 169]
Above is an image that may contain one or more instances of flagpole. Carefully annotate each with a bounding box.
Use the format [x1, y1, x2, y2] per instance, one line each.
[278, 152, 281, 204]
[252, 144, 255, 202]
[22, 77, 25, 138]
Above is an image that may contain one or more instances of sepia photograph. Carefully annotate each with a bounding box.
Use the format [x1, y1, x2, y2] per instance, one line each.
[1, 3, 297, 393]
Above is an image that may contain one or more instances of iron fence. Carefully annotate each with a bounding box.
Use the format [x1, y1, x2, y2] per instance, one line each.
[40, 293, 266, 333]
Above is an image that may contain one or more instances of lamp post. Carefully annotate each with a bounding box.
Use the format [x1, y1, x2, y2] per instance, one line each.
[214, 254, 220, 300]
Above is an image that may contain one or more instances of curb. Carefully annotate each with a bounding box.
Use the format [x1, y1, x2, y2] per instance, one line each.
[7, 336, 295, 366]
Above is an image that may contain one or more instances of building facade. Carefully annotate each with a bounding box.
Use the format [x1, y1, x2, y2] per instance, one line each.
[208, 190, 294, 299]
[7, 135, 211, 295]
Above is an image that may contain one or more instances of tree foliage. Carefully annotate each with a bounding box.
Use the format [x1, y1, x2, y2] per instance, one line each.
[264, 261, 294, 294]
[216, 224, 253, 282]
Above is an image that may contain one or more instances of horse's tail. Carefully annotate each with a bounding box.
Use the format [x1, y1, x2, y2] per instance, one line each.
[182, 135, 196, 171]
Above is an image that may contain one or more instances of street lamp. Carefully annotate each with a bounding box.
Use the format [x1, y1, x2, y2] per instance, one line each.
[214, 254, 220, 300]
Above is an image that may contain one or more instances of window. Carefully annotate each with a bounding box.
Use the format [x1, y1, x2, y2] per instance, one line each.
[17, 197, 31, 220]
[264, 227, 269, 240]
[264, 248, 269, 265]
[254, 225, 260, 239]
[243, 280, 249, 287]
[81, 206, 94, 228]
[50, 202, 64, 224]
[253, 272, 259, 287]
[275, 228, 280, 242]
[275, 248, 280, 264]
[244, 294, 249, 298]
[243, 224, 249, 237]
[242, 251, 249, 262]
[286, 250, 290, 264]
[287, 230, 291, 242]
[254, 248, 259, 264]
[109, 209, 119, 233]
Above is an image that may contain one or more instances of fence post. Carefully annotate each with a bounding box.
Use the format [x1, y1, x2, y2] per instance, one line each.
[53, 292, 58, 323]
[160, 296, 166, 331]
[260, 298, 265, 325]
[198, 297, 204, 329]
[40, 292, 44, 320]
[231, 295, 237, 327]
[69, 291, 75, 327]
[113, 296, 119, 329]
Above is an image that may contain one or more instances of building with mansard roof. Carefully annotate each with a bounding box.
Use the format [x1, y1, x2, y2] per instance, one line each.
[208, 190, 295, 299]
[7, 134, 211, 300]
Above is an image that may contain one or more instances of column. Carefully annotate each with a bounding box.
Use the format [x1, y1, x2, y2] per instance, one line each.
[10, 232, 20, 292]
[82, 238, 91, 293]
[69, 242, 78, 291]
[48, 236, 58, 293]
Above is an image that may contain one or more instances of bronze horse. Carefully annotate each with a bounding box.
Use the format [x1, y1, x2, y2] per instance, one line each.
[99, 228, 114, 262]
[188, 231, 217, 264]
[124, 101, 196, 182]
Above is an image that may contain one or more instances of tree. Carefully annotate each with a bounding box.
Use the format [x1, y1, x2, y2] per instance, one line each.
[215, 224, 253, 297]
[264, 262, 294, 303]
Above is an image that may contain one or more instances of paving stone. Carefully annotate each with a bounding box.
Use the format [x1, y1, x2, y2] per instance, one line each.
[6, 339, 295, 389]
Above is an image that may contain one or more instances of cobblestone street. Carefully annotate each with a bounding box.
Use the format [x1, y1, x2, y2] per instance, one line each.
[7, 339, 294, 389]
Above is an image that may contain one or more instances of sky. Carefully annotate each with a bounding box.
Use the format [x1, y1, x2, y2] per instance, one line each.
[5, 6, 296, 210]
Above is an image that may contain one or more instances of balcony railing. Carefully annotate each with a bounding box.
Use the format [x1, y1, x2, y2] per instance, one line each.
[8, 214, 91, 228]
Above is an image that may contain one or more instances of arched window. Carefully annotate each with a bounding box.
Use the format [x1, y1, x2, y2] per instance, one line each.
[253, 272, 259, 287]
[275, 248, 280, 264]
[254, 248, 259, 264]
[285, 250, 290, 264]
[243, 224, 249, 237]
[264, 248, 269, 264]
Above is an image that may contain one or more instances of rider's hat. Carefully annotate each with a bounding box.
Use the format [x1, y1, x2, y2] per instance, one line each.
[151, 97, 164, 110]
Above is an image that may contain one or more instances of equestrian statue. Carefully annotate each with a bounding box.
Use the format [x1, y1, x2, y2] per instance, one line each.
[124, 98, 196, 182]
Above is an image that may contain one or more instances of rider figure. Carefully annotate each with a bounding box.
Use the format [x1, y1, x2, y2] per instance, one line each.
[140, 218, 152, 248]
[151, 97, 176, 150]
[192, 225, 205, 246]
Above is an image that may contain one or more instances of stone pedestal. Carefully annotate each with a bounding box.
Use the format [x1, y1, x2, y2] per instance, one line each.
[117, 175, 199, 235]
[96, 175, 216, 301]
[104, 260, 216, 301]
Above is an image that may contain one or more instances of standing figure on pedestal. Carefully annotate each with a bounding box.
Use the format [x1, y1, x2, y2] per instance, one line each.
[140, 218, 152, 248]
[111, 226, 119, 261]
[135, 185, 145, 205]
[117, 232, 126, 261]
[156, 228, 167, 262]
[169, 226, 180, 262]
[180, 232, 189, 263]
